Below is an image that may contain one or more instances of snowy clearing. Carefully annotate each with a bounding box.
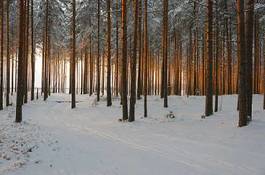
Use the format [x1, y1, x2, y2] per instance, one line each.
[1, 94, 265, 175]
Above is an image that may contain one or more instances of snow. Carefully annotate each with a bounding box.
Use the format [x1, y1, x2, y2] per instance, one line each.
[1, 94, 265, 175]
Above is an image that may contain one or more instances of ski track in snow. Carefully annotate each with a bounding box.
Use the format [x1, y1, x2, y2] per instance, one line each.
[1, 94, 265, 175]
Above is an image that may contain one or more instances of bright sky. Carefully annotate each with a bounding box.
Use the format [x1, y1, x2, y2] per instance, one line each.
[35, 49, 43, 88]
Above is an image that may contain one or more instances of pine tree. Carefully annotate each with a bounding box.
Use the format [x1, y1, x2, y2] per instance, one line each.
[6, 0, 10, 106]
[23, 0, 30, 104]
[162, 0, 168, 108]
[129, 0, 139, 122]
[106, 0, 112, 107]
[137, 0, 142, 100]
[115, 0, 119, 97]
[237, 0, 248, 127]
[214, 1, 219, 113]
[245, 0, 254, 119]
[71, 0, 76, 109]
[0, 0, 3, 110]
[144, 0, 148, 117]
[16, 0, 26, 122]
[263, 36, 265, 110]
[225, 1, 232, 94]
[205, 0, 213, 117]
[84, 49, 88, 94]
[121, 0, 128, 120]
[97, 0, 101, 101]
[254, 15, 260, 94]
[44, 0, 49, 101]
[89, 32, 94, 96]
[30, 0, 35, 101]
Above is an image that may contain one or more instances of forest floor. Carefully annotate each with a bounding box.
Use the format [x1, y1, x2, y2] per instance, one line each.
[0, 94, 265, 175]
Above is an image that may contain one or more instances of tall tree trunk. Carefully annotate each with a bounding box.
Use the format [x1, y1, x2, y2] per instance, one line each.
[263, 35, 265, 110]
[101, 49, 105, 95]
[173, 31, 179, 95]
[42, 26, 45, 94]
[129, 0, 139, 122]
[178, 36, 182, 95]
[193, 1, 199, 95]
[263, 36, 265, 110]
[115, 0, 119, 97]
[0, 0, 3, 110]
[254, 15, 260, 94]
[97, 0, 101, 101]
[237, 0, 248, 127]
[225, 2, 232, 94]
[48, 44, 50, 96]
[106, 0, 112, 106]
[137, 0, 142, 100]
[89, 34, 93, 96]
[6, 0, 10, 106]
[84, 49, 88, 94]
[205, 0, 213, 116]
[121, 0, 128, 120]
[71, 0, 76, 109]
[44, 0, 49, 101]
[11, 52, 14, 95]
[16, 0, 26, 122]
[214, 2, 219, 112]
[30, 0, 35, 101]
[163, 0, 168, 107]
[245, 0, 254, 120]
[15, 52, 18, 92]
[144, 0, 148, 117]
[81, 52, 83, 94]
[202, 30, 206, 95]
[187, 26, 192, 96]
[23, 0, 30, 104]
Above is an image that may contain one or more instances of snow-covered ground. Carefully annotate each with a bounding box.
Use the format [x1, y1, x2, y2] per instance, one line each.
[1, 94, 265, 175]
